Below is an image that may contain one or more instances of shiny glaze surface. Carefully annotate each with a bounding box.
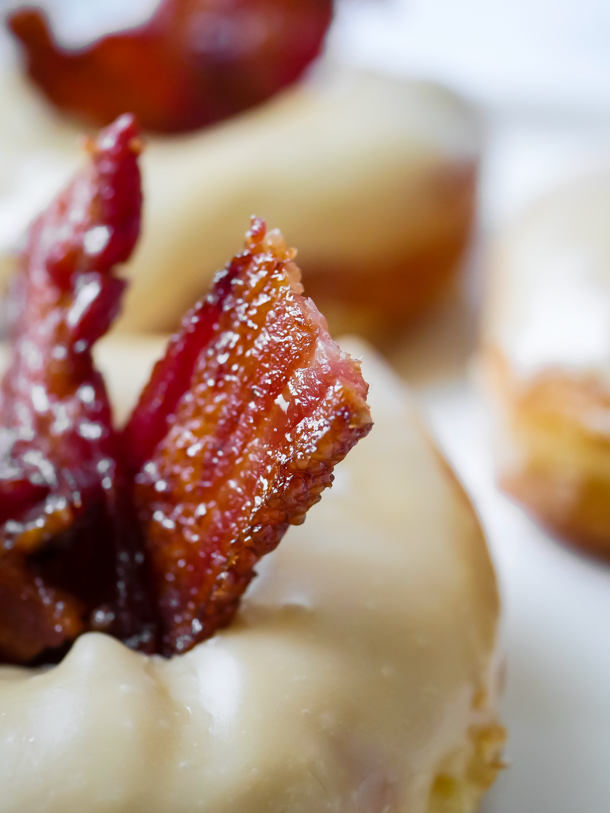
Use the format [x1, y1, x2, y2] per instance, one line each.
[0, 340, 501, 812]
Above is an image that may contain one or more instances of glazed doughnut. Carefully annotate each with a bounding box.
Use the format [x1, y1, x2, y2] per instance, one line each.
[0, 335, 503, 813]
[0, 67, 480, 340]
[481, 169, 610, 557]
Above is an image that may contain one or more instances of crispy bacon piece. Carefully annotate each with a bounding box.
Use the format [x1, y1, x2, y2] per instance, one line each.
[0, 554, 83, 664]
[0, 114, 154, 663]
[8, 0, 333, 134]
[125, 218, 372, 655]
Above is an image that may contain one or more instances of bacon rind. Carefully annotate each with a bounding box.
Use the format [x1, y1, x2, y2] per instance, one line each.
[126, 219, 372, 655]
[0, 115, 154, 663]
[8, 0, 333, 134]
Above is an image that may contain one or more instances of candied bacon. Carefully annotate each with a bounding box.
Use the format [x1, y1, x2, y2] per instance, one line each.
[8, 0, 333, 134]
[0, 115, 370, 662]
[0, 553, 83, 664]
[0, 114, 155, 663]
[125, 218, 372, 656]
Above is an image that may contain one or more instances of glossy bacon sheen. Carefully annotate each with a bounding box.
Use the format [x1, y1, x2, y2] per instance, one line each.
[8, 0, 333, 134]
[126, 219, 372, 655]
[0, 115, 152, 663]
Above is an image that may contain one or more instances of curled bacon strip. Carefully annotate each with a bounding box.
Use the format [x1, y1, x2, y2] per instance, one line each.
[8, 0, 333, 134]
[0, 115, 154, 663]
[125, 219, 372, 655]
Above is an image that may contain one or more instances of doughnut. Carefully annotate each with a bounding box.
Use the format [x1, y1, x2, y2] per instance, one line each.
[481, 169, 610, 556]
[0, 66, 480, 341]
[0, 334, 504, 812]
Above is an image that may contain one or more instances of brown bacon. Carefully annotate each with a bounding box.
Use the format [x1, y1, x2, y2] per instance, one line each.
[125, 218, 372, 655]
[8, 0, 333, 134]
[0, 114, 155, 663]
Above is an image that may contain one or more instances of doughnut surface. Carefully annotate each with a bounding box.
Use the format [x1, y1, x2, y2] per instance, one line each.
[0, 338, 502, 813]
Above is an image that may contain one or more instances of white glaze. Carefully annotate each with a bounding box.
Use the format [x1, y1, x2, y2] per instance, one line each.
[0, 340, 500, 813]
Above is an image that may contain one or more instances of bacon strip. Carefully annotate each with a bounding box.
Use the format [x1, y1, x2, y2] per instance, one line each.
[0, 115, 154, 663]
[126, 219, 372, 655]
[8, 0, 333, 134]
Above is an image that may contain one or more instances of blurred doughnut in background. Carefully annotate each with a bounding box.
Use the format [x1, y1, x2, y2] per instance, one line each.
[482, 169, 610, 559]
[0, 0, 480, 343]
[119, 71, 479, 339]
